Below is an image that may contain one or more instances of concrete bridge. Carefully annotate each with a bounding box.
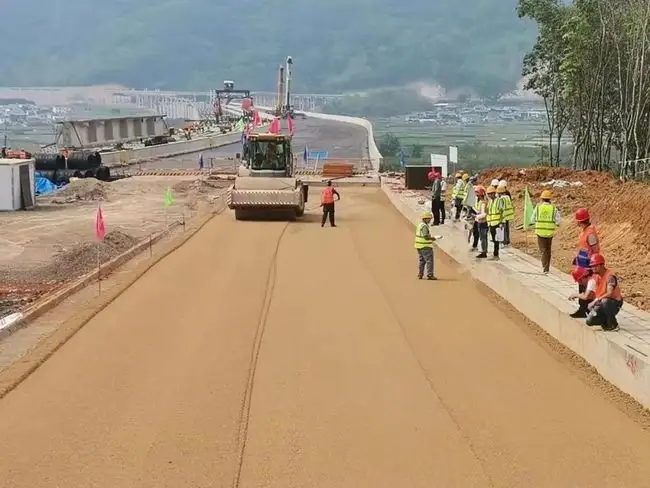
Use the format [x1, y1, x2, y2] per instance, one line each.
[111, 89, 345, 119]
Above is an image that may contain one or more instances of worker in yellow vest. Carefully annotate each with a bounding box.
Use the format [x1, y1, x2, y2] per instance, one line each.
[414, 211, 438, 280]
[497, 183, 514, 247]
[485, 186, 503, 260]
[531, 190, 561, 274]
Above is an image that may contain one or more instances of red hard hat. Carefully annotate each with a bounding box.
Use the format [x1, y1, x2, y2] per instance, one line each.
[571, 266, 589, 282]
[575, 208, 590, 222]
[589, 253, 605, 267]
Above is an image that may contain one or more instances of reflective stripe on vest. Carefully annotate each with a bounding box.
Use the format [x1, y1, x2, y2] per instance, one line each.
[594, 269, 623, 301]
[321, 187, 334, 204]
[501, 195, 514, 221]
[486, 198, 501, 226]
[414, 222, 433, 249]
[535, 203, 557, 237]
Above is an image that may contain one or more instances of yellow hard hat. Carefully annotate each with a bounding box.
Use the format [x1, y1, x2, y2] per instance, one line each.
[540, 190, 552, 199]
[462, 174, 469, 181]
[496, 186, 506, 193]
[486, 186, 496, 193]
[421, 211, 433, 219]
[455, 172, 461, 178]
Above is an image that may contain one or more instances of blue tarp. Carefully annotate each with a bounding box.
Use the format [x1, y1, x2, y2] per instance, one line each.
[34, 173, 59, 195]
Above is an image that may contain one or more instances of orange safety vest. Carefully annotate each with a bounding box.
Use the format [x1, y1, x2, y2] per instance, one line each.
[576, 224, 598, 268]
[594, 269, 623, 301]
[321, 186, 335, 204]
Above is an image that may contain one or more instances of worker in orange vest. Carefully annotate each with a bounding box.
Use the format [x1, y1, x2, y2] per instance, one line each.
[321, 180, 340, 227]
[583, 253, 622, 331]
[570, 207, 600, 318]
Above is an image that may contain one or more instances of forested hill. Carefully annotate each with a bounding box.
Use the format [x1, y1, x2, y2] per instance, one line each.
[0, 0, 535, 96]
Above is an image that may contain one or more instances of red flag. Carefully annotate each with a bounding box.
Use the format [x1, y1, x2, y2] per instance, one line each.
[287, 114, 294, 135]
[244, 122, 254, 135]
[269, 117, 280, 134]
[95, 206, 106, 241]
[253, 110, 261, 126]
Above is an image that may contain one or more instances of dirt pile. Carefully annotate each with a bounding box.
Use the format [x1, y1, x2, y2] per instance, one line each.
[46, 178, 109, 203]
[477, 166, 650, 310]
[172, 178, 230, 194]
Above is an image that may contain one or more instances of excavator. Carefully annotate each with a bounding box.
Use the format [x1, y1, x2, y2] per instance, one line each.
[228, 132, 308, 220]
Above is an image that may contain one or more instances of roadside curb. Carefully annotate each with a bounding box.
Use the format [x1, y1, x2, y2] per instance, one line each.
[381, 183, 650, 410]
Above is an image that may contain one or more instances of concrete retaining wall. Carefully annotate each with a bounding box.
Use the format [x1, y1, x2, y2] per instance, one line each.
[383, 183, 650, 409]
[101, 132, 243, 167]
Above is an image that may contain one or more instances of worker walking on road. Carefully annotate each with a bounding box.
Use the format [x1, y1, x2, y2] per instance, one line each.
[570, 207, 600, 318]
[531, 190, 560, 274]
[585, 253, 623, 331]
[321, 180, 340, 227]
[414, 211, 438, 280]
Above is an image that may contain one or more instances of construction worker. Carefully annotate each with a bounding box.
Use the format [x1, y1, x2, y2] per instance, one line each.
[484, 186, 503, 260]
[467, 185, 486, 251]
[475, 186, 491, 258]
[451, 172, 462, 221]
[530, 190, 560, 273]
[414, 211, 438, 280]
[568, 267, 597, 318]
[320, 180, 340, 227]
[570, 207, 600, 318]
[430, 171, 443, 225]
[497, 182, 513, 246]
[440, 177, 447, 224]
[584, 253, 623, 331]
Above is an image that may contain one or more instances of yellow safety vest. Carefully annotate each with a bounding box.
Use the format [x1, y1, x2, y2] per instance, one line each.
[414, 222, 433, 249]
[486, 198, 502, 226]
[451, 180, 460, 198]
[535, 203, 557, 237]
[457, 181, 468, 200]
[501, 195, 514, 221]
[473, 200, 482, 213]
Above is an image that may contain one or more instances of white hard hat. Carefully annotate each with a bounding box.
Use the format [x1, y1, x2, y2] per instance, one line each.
[498, 179, 507, 187]
[491, 179, 499, 187]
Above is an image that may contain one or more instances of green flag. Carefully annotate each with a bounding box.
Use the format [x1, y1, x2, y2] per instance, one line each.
[523, 186, 534, 230]
[234, 117, 245, 132]
[164, 188, 174, 207]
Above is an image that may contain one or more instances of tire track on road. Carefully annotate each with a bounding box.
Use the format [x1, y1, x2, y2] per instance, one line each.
[348, 224, 496, 487]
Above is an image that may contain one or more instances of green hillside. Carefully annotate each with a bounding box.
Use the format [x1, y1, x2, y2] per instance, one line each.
[0, 0, 535, 96]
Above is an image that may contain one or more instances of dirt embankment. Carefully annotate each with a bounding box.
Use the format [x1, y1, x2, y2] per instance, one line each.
[479, 167, 650, 310]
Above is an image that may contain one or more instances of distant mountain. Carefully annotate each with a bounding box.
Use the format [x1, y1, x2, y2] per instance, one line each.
[0, 0, 536, 97]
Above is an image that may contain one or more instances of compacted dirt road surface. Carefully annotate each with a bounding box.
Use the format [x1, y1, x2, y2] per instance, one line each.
[1, 188, 650, 487]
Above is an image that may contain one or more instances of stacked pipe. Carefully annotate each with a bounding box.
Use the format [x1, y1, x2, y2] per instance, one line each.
[34, 151, 111, 184]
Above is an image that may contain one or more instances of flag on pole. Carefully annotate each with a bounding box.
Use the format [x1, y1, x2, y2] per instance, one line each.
[399, 148, 405, 167]
[253, 110, 261, 126]
[164, 188, 174, 207]
[235, 117, 245, 132]
[523, 186, 535, 229]
[95, 206, 106, 241]
[303, 145, 309, 162]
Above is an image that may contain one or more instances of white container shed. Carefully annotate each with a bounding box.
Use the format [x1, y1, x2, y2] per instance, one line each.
[0, 158, 36, 210]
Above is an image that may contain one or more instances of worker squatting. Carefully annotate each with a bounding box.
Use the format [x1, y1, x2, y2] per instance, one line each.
[424, 170, 623, 331]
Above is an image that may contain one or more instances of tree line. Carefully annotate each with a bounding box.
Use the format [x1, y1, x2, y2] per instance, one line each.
[518, 0, 650, 177]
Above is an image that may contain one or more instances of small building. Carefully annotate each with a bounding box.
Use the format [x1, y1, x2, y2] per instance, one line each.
[0, 158, 35, 210]
[56, 114, 168, 149]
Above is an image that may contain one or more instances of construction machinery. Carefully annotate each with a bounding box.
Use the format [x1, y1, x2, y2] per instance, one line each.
[228, 132, 308, 220]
